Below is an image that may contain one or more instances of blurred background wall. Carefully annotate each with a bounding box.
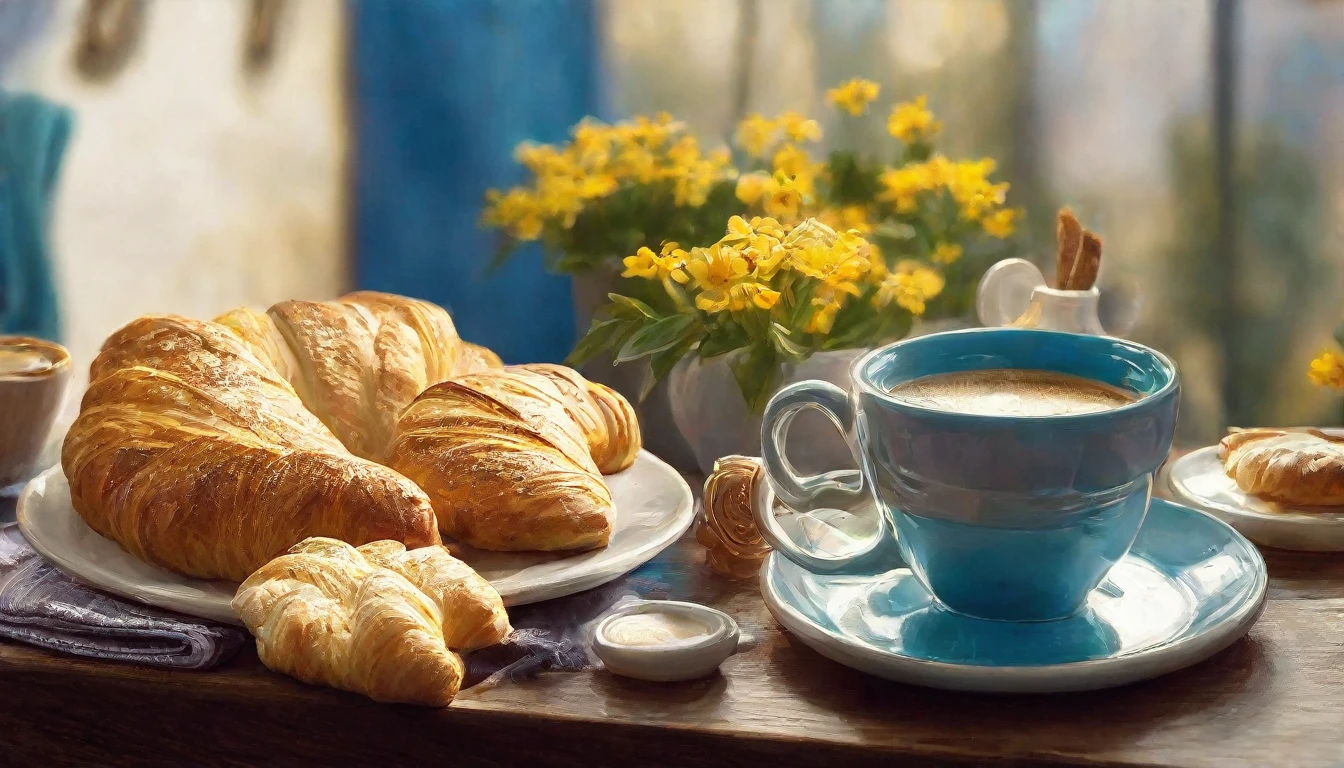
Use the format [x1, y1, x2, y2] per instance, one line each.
[1, 0, 1341, 443]
[1, 0, 347, 386]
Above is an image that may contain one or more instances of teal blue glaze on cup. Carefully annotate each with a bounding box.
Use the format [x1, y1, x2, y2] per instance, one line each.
[757, 328, 1179, 623]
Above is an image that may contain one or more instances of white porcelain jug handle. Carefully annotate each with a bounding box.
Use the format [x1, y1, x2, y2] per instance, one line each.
[977, 258, 1045, 328]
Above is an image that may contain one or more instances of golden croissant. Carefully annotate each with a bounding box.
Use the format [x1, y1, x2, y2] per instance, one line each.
[62, 291, 642, 580]
[388, 365, 641, 551]
[1220, 427, 1344, 506]
[232, 537, 511, 706]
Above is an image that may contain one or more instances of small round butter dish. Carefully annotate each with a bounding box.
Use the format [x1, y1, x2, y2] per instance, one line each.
[592, 600, 739, 682]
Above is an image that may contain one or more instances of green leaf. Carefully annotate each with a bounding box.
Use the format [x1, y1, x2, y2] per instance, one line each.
[697, 321, 750, 360]
[616, 313, 698, 363]
[565, 319, 632, 367]
[1335, 320, 1344, 350]
[644, 331, 703, 400]
[609, 293, 659, 320]
[731, 343, 780, 415]
[771, 323, 811, 360]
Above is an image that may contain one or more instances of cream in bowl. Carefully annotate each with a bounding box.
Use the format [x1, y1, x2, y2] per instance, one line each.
[592, 600, 739, 682]
[0, 337, 71, 487]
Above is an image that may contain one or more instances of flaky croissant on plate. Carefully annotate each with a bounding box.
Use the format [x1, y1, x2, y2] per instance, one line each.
[388, 365, 640, 551]
[1220, 427, 1344, 506]
[233, 537, 511, 706]
[63, 292, 642, 581]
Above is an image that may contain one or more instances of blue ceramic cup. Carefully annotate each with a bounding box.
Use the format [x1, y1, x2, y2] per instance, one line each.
[755, 328, 1179, 622]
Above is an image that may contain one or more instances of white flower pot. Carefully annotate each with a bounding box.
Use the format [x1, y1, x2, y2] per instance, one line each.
[668, 348, 868, 476]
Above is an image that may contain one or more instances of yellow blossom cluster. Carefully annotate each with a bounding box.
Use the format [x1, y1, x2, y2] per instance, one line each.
[875, 261, 946, 316]
[1309, 350, 1344, 389]
[483, 113, 733, 240]
[826, 78, 881, 116]
[734, 112, 823, 159]
[621, 215, 940, 336]
[887, 95, 941, 143]
[877, 154, 1018, 239]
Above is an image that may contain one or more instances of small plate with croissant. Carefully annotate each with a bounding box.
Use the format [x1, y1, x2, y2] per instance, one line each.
[17, 292, 694, 624]
[1166, 428, 1344, 551]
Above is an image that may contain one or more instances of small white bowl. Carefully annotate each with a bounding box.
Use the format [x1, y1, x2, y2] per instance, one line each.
[591, 600, 739, 682]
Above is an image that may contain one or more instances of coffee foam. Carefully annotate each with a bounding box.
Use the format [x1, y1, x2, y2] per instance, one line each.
[887, 369, 1136, 417]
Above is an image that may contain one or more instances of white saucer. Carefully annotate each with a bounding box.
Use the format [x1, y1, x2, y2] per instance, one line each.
[760, 496, 1267, 693]
[1166, 445, 1344, 552]
[17, 449, 694, 625]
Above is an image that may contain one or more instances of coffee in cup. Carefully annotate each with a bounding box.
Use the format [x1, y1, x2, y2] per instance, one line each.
[0, 337, 71, 487]
[886, 369, 1137, 417]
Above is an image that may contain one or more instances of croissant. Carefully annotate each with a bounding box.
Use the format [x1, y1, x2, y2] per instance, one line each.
[1219, 427, 1344, 506]
[62, 315, 442, 581]
[64, 291, 641, 581]
[388, 366, 634, 551]
[232, 537, 511, 706]
[515, 363, 641, 473]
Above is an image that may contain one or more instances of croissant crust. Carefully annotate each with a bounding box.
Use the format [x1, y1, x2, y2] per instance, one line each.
[63, 292, 642, 580]
[232, 537, 511, 706]
[1219, 427, 1344, 506]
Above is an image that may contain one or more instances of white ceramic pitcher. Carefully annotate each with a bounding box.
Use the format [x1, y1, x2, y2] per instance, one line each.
[976, 258, 1141, 337]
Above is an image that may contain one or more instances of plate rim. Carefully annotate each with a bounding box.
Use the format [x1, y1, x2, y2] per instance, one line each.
[17, 449, 694, 624]
[760, 498, 1268, 693]
[1168, 446, 1344, 525]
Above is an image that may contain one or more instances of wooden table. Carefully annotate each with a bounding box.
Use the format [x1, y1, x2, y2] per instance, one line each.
[4, 489, 1344, 767]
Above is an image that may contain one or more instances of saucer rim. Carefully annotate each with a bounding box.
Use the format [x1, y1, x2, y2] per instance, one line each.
[761, 498, 1268, 692]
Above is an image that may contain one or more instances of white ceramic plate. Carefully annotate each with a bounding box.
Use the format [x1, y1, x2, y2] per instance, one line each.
[1166, 445, 1344, 552]
[17, 450, 694, 625]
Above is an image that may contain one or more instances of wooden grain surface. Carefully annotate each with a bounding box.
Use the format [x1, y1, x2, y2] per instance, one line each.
[3, 477, 1344, 768]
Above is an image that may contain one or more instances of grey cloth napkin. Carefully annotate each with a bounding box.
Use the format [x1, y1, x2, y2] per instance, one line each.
[0, 525, 247, 669]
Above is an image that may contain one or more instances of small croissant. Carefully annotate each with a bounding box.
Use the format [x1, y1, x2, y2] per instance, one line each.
[232, 537, 511, 707]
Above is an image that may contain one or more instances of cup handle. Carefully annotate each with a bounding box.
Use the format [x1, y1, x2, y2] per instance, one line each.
[976, 258, 1045, 327]
[755, 380, 897, 574]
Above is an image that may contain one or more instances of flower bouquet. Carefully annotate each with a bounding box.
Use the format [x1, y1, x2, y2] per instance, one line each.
[482, 81, 1019, 467]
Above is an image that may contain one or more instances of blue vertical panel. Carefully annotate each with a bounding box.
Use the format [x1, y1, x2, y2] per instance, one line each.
[0, 92, 71, 342]
[349, 0, 598, 363]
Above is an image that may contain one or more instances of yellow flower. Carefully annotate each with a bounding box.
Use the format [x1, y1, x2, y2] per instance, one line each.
[778, 111, 822, 143]
[875, 261, 945, 315]
[622, 242, 690, 282]
[771, 144, 818, 195]
[622, 246, 662, 279]
[982, 208, 1019, 239]
[625, 112, 682, 148]
[1309, 351, 1344, 389]
[782, 217, 838, 249]
[749, 216, 785, 239]
[932, 243, 963, 264]
[666, 135, 701, 169]
[761, 171, 805, 222]
[736, 114, 778, 158]
[685, 243, 751, 313]
[877, 166, 929, 213]
[791, 242, 868, 295]
[483, 188, 545, 241]
[728, 281, 782, 311]
[578, 173, 619, 199]
[720, 216, 787, 279]
[887, 95, 941, 143]
[736, 172, 769, 206]
[805, 299, 843, 334]
[514, 142, 567, 175]
[826, 79, 881, 116]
